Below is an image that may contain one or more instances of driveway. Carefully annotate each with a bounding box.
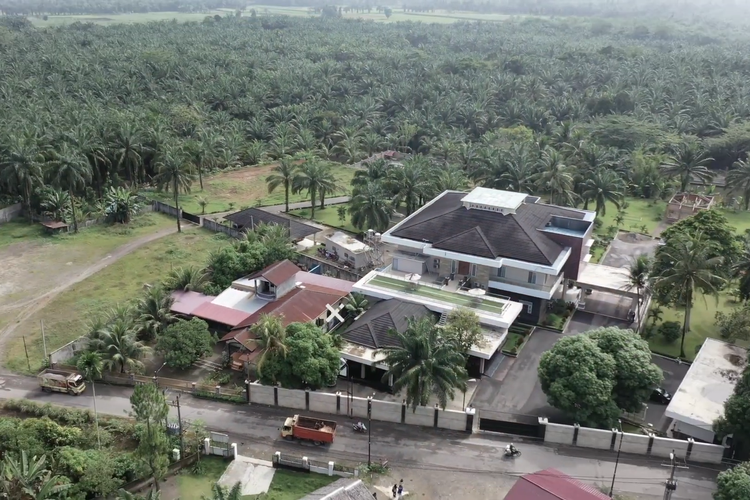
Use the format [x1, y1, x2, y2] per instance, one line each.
[601, 232, 660, 268]
[644, 356, 690, 432]
[566, 311, 632, 335]
[471, 328, 567, 422]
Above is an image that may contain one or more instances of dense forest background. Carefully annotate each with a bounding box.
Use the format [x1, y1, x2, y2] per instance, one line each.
[2, 14, 750, 216]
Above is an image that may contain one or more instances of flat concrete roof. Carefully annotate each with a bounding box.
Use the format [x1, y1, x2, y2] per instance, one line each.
[665, 338, 747, 429]
[576, 263, 634, 295]
[326, 231, 370, 254]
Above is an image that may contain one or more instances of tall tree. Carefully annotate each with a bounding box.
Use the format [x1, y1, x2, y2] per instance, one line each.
[97, 316, 151, 373]
[76, 351, 104, 449]
[387, 156, 430, 216]
[250, 314, 288, 376]
[653, 233, 725, 358]
[727, 158, 750, 210]
[48, 143, 92, 233]
[623, 256, 650, 331]
[0, 451, 71, 500]
[265, 157, 298, 213]
[110, 122, 145, 187]
[291, 159, 336, 219]
[580, 169, 626, 215]
[135, 286, 175, 341]
[0, 135, 44, 221]
[660, 142, 714, 192]
[380, 317, 467, 410]
[155, 145, 196, 233]
[534, 149, 577, 206]
[349, 182, 391, 232]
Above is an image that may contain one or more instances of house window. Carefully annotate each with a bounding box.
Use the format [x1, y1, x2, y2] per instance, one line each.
[528, 272, 537, 284]
[519, 300, 533, 314]
[471, 264, 477, 277]
[497, 267, 505, 278]
[344, 253, 349, 259]
[433, 258, 441, 270]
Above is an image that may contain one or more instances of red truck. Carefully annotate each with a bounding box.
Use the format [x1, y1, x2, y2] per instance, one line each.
[281, 414, 337, 445]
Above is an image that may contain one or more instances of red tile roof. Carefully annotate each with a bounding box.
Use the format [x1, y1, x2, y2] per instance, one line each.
[221, 284, 349, 343]
[504, 469, 610, 500]
[244, 260, 300, 286]
[191, 301, 252, 328]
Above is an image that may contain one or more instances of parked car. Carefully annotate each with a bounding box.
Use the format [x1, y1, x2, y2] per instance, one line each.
[650, 387, 672, 404]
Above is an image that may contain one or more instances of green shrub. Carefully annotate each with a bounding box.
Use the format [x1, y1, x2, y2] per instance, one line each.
[545, 314, 563, 328]
[659, 321, 682, 343]
[194, 390, 245, 404]
[1, 399, 92, 425]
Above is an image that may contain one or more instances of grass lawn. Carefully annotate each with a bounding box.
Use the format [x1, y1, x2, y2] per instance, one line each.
[595, 198, 666, 236]
[648, 292, 746, 360]
[143, 164, 355, 215]
[288, 205, 357, 233]
[176, 456, 230, 500]
[4, 227, 231, 374]
[29, 10, 234, 27]
[243, 469, 338, 500]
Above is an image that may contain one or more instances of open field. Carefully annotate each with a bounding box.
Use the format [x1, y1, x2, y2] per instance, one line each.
[595, 198, 666, 236]
[25, 7, 528, 28]
[243, 469, 338, 500]
[3, 227, 230, 373]
[144, 163, 355, 215]
[288, 205, 357, 233]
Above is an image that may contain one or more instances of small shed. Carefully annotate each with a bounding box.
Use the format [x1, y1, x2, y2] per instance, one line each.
[40, 221, 69, 234]
[666, 193, 715, 223]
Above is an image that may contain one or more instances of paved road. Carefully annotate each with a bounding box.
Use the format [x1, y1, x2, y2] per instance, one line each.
[0, 375, 717, 499]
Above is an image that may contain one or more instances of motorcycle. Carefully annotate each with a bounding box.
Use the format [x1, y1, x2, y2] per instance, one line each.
[504, 445, 521, 458]
[352, 422, 367, 433]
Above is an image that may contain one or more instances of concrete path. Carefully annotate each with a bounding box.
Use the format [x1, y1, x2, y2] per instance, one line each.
[0, 374, 718, 500]
[218, 455, 275, 496]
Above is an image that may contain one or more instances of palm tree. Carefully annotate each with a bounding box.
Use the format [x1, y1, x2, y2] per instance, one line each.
[653, 233, 725, 358]
[292, 160, 336, 219]
[76, 351, 103, 449]
[0, 135, 44, 221]
[39, 187, 70, 222]
[647, 305, 664, 327]
[111, 122, 145, 186]
[623, 256, 650, 331]
[732, 241, 750, 302]
[201, 482, 242, 500]
[266, 157, 298, 213]
[135, 286, 175, 341]
[534, 149, 577, 207]
[387, 156, 430, 216]
[344, 293, 369, 317]
[103, 186, 140, 223]
[165, 265, 209, 292]
[380, 317, 467, 410]
[351, 159, 388, 189]
[250, 314, 288, 376]
[349, 182, 391, 232]
[98, 317, 151, 373]
[0, 451, 71, 500]
[48, 143, 92, 233]
[581, 169, 626, 215]
[155, 145, 196, 233]
[727, 158, 750, 210]
[660, 142, 714, 192]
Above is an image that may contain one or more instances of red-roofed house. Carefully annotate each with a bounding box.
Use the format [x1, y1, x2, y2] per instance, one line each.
[504, 468, 610, 500]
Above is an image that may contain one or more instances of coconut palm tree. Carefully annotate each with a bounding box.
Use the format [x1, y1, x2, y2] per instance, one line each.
[380, 317, 468, 410]
[653, 233, 725, 358]
[76, 351, 103, 449]
[155, 144, 196, 233]
[250, 314, 288, 376]
[165, 265, 209, 292]
[0, 451, 71, 500]
[727, 158, 750, 210]
[344, 293, 369, 317]
[732, 241, 750, 302]
[581, 169, 627, 215]
[135, 286, 175, 341]
[660, 142, 714, 192]
[622, 256, 650, 331]
[291, 159, 336, 219]
[265, 157, 298, 213]
[98, 317, 151, 373]
[349, 182, 391, 232]
[110, 122, 145, 186]
[387, 156, 430, 216]
[0, 135, 44, 221]
[48, 143, 92, 233]
[351, 159, 388, 189]
[534, 149, 577, 207]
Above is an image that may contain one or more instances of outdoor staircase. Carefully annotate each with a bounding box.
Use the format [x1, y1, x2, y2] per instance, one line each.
[437, 311, 449, 327]
[193, 359, 223, 371]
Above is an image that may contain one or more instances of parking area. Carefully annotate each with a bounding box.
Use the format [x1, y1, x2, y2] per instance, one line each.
[566, 311, 632, 335]
[644, 356, 690, 432]
[602, 232, 660, 268]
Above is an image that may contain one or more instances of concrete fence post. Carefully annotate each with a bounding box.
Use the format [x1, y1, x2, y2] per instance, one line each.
[328, 461, 334, 476]
[245, 380, 250, 403]
[466, 407, 477, 433]
[231, 443, 237, 459]
[537, 417, 548, 441]
[274, 385, 279, 406]
[192, 382, 197, 394]
[203, 438, 210, 455]
[215, 385, 221, 395]
[610, 428, 618, 451]
[305, 389, 310, 411]
[401, 400, 406, 424]
[686, 438, 694, 461]
[573, 423, 580, 446]
[336, 392, 341, 413]
[647, 433, 655, 455]
[433, 404, 439, 428]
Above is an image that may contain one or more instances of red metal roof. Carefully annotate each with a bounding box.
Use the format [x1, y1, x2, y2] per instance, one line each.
[244, 260, 300, 286]
[170, 291, 215, 316]
[191, 301, 252, 328]
[295, 272, 354, 295]
[504, 469, 610, 500]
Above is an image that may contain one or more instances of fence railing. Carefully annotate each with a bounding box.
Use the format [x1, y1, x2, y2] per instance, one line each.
[103, 372, 245, 398]
[202, 218, 242, 239]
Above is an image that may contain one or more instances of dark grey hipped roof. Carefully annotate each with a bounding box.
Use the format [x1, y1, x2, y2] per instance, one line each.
[300, 479, 374, 500]
[390, 192, 587, 266]
[225, 208, 318, 241]
[343, 299, 435, 349]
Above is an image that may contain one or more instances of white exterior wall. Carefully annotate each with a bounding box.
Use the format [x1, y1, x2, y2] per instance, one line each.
[690, 441, 725, 464]
[277, 387, 307, 410]
[618, 433, 651, 454]
[249, 384, 275, 406]
[651, 437, 690, 459]
[576, 427, 613, 450]
[404, 406, 434, 427]
[392, 256, 425, 274]
[371, 400, 402, 423]
[326, 241, 368, 269]
[544, 423, 575, 444]
[309, 392, 338, 414]
[436, 410, 467, 431]
[673, 419, 715, 443]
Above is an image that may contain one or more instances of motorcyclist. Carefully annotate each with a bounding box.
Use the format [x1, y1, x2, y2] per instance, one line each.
[506, 443, 518, 455]
[355, 421, 367, 432]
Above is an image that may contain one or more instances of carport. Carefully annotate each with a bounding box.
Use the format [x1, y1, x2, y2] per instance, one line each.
[573, 263, 639, 320]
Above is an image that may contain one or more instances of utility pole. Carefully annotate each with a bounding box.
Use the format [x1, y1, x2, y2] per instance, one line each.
[609, 419, 623, 498]
[22, 336, 31, 372]
[41, 320, 47, 361]
[367, 396, 372, 466]
[663, 451, 678, 500]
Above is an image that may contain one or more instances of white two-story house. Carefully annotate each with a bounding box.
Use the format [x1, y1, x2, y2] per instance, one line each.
[372, 187, 596, 324]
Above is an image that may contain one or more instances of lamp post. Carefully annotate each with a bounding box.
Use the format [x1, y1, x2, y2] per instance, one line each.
[367, 395, 372, 466]
[609, 419, 623, 498]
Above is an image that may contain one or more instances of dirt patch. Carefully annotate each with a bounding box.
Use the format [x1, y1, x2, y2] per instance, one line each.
[617, 231, 653, 243]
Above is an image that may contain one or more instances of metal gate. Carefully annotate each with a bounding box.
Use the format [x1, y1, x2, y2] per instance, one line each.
[478, 410, 542, 438]
[182, 211, 200, 224]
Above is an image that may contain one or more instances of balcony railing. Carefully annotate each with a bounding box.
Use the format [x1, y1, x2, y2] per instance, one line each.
[489, 274, 563, 292]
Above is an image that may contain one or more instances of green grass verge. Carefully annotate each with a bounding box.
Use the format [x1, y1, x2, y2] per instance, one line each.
[243, 469, 338, 500]
[176, 456, 230, 500]
[4, 228, 231, 374]
[288, 205, 357, 233]
[595, 198, 666, 236]
[143, 164, 354, 215]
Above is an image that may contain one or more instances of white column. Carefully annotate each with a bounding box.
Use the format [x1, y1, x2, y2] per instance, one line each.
[480, 358, 486, 373]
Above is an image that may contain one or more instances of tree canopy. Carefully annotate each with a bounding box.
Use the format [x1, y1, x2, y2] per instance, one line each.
[538, 327, 662, 427]
[156, 318, 215, 370]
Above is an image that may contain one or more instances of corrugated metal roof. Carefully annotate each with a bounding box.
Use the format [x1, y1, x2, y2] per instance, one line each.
[504, 469, 610, 500]
[170, 291, 215, 316]
[244, 260, 301, 286]
[225, 207, 319, 240]
[191, 301, 252, 327]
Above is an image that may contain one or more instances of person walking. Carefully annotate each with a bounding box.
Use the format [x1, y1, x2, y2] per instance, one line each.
[392, 484, 397, 498]
[398, 480, 404, 498]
